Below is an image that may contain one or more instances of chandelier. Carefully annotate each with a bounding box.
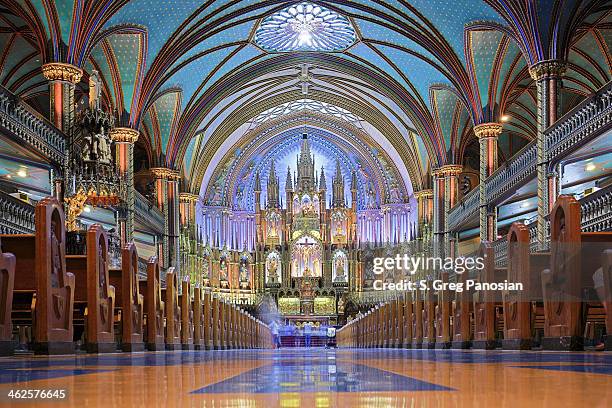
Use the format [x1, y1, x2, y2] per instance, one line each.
[65, 70, 120, 230]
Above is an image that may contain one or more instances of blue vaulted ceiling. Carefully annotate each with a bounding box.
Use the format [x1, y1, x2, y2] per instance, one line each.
[0, 0, 610, 195]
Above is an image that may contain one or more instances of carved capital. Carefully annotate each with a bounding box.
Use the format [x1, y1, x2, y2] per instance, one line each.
[179, 193, 199, 203]
[150, 167, 181, 181]
[474, 122, 503, 140]
[413, 189, 433, 199]
[432, 165, 463, 177]
[41, 62, 83, 84]
[110, 127, 139, 143]
[528, 59, 567, 81]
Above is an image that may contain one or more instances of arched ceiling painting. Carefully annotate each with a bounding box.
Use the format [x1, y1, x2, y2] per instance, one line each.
[0, 0, 609, 203]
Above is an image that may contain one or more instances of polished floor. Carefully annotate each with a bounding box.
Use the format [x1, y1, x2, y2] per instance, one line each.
[0, 348, 610, 407]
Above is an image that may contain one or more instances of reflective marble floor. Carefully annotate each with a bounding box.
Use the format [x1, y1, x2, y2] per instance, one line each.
[0, 348, 610, 407]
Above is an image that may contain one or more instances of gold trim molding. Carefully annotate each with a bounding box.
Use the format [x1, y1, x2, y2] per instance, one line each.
[413, 189, 433, 199]
[150, 167, 181, 181]
[474, 122, 503, 139]
[110, 127, 139, 143]
[528, 59, 567, 81]
[41, 62, 83, 84]
[179, 193, 199, 203]
[432, 165, 463, 177]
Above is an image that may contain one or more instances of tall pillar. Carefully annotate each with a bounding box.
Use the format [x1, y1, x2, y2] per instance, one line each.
[110, 127, 139, 245]
[431, 170, 445, 258]
[414, 189, 433, 244]
[151, 167, 181, 272]
[179, 193, 199, 284]
[474, 122, 503, 243]
[41, 62, 83, 200]
[441, 165, 463, 258]
[529, 60, 566, 250]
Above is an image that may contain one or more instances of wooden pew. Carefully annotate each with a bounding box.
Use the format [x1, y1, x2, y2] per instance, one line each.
[192, 284, 205, 350]
[472, 243, 504, 349]
[163, 268, 181, 350]
[402, 293, 413, 348]
[452, 268, 472, 349]
[179, 276, 194, 350]
[1, 197, 75, 354]
[0, 239, 15, 355]
[412, 291, 423, 348]
[220, 300, 228, 349]
[541, 195, 612, 350]
[435, 272, 452, 349]
[109, 243, 144, 352]
[140, 256, 164, 351]
[502, 223, 548, 350]
[203, 290, 212, 349]
[395, 297, 404, 348]
[603, 250, 611, 350]
[212, 295, 221, 349]
[65, 225, 116, 353]
[422, 285, 436, 348]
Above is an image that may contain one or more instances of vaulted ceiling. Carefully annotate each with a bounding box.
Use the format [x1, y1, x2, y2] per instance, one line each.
[0, 0, 610, 202]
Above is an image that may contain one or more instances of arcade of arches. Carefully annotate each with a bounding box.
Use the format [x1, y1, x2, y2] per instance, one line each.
[0, 1, 610, 407]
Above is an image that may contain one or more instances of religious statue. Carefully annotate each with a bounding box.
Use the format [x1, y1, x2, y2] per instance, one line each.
[334, 255, 346, 281]
[89, 69, 102, 110]
[266, 255, 279, 283]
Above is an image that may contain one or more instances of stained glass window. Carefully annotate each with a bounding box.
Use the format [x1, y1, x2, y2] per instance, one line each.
[254, 2, 356, 52]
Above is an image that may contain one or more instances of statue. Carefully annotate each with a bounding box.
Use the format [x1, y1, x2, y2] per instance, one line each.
[89, 70, 102, 110]
[266, 256, 279, 283]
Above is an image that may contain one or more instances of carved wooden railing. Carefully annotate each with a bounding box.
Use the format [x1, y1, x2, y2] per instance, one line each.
[134, 191, 164, 234]
[448, 80, 612, 232]
[0, 190, 35, 233]
[0, 85, 65, 165]
[448, 188, 480, 230]
[545, 81, 612, 162]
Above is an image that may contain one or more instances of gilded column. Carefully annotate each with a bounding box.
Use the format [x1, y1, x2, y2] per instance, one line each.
[529, 60, 566, 250]
[439, 165, 463, 258]
[414, 189, 433, 238]
[431, 170, 445, 259]
[180, 193, 199, 284]
[110, 127, 139, 245]
[474, 122, 503, 243]
[151, 167, 181, 271]
[41, 62, 83, 200]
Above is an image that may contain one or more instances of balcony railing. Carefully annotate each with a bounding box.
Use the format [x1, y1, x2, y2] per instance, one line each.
[0, 85, 65, 165]
[0, 190, 35, 234]
[448, 80, 612, 232]
[493, 185, 612, 266]
[448, 187, 480, 230]
[546, 81, 612, 162]
[135, 191, 164, 234]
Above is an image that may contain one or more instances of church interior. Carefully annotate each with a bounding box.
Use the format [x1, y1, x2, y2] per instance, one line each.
[0, 0, 610, 406]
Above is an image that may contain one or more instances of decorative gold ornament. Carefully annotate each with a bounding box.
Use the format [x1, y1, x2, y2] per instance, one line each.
[179, 193, 199, 203]
[41, 62, 83, 84]
[528, 60, 567, 81]
[413, 189, 433, 199]
[110, 127, 139, 143]
[150, 167, 181, 181]
[474, 122, 503, 139]
[432, 164, 463, 177]
[65, 191, 88, 232]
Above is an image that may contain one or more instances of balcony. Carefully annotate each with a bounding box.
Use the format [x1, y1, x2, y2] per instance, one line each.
[0, 190, 35, 234]
[448, 80, 612, 232]
[493, 185, 612, 266]
[447, 187, 480, 230]
[135, 190, 164, 234]
[0, 85, 65, 166]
